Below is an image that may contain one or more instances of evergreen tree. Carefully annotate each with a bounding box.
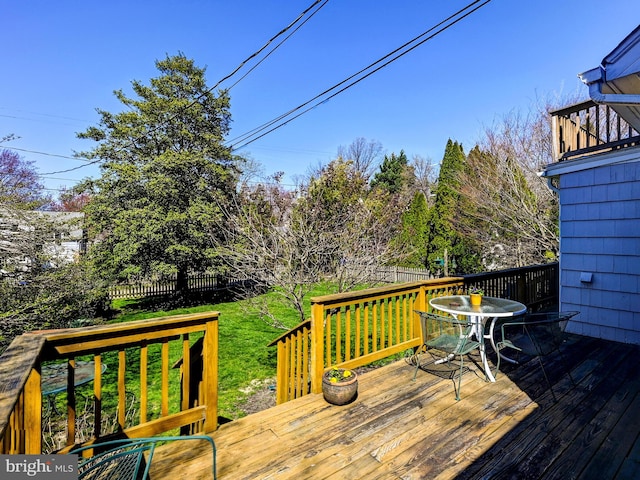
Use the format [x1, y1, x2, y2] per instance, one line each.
[370, 150, 409, 194]
[427, 140, 481, 275]
[394, 191, 429, 267]
[78, 54, 238, 296]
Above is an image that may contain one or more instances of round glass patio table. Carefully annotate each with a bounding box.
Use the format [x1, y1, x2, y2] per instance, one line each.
[429, 295, 526, 382]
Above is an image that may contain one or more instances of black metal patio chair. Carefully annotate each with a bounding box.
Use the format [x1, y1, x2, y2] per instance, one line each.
[74, 435, 216, 480]
[495, 311, 580, 401]
[412, 310, 481, 401]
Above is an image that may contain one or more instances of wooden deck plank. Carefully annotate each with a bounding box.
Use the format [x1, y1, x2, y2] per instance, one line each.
[472, 341, 636, 479]
[556, 348, 640, 480]
[615, 426, 640, 480]
[378, 377, 536, 479]
[578, 390, 640, 479]
[148, 335, 640, 480]
[456, 337, 630, 479]
[220, 363, 448, 479]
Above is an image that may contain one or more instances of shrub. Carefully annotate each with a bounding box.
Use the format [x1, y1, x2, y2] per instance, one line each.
[0, 260, 110, 353]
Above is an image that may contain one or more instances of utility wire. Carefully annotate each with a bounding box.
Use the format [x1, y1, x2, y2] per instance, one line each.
[0, 146, 88, 162]
[225, 0, 329, 91]
[228, 0, 491, 151]
[34, 0, 328, 177]
[39, 158, 102, 175]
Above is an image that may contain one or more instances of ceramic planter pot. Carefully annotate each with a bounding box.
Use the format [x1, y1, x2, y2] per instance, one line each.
[470, 293, 483, 306]
[322, 370, 358, 405]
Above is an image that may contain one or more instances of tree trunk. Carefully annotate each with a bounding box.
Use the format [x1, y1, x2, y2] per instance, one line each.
[176, 268, 189, 297]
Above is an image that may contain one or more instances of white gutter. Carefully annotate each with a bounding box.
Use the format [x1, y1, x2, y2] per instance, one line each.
[541, 146, 640, 177]
[579, 66, 640, 106]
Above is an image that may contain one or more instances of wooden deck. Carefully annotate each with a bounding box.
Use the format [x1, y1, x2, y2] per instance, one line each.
[150, 334, 640, 479]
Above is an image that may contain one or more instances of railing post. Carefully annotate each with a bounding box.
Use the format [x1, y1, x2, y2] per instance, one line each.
[202, 315, 219, 432]
[24, 366, 42, 454]
[310, 302, 325, 394]
[419, 284, 426, 337]
[275, 341, 288, 404]
[552, 115, 560, 160]
[517, 273, 527, 305]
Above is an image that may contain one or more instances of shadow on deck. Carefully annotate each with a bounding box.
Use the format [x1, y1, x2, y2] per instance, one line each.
[151, 334, 640, 479]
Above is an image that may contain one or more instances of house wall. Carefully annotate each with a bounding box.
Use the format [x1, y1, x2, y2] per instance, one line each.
[559, 153, 640, 344]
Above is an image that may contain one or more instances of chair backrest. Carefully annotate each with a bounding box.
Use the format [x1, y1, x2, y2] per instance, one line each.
[415, 310, 477, 355]
[74, 435, 217, 480]
[77, 440, 155, 480]
[506, 311, 579, 357]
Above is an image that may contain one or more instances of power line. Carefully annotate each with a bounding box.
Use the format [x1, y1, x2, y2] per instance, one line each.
[226, 0, 329, 91]
[224, 0, 329, 91]
[228, 0, 492, 151]
[0, 108, 88, 124]
[39, 159, 101, 175]
[35, 0, 327, 178]
[0, 145, 89, 162]
[41, 176, 84, 182]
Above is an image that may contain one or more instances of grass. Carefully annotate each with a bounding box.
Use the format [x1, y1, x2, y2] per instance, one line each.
[108, 283, 337, 420]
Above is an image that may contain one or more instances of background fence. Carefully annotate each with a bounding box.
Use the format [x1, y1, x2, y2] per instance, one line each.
[108, 263, 558, 305]
[366, 265, 435, 283]
[108, 273, 232, 299]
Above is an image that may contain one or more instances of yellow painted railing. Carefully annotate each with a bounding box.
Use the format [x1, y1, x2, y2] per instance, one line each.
[0, 312, 219, 454]
[270, 263, 559, 404]
[270, 278, 464, 404]
[268, 319, 312, 404]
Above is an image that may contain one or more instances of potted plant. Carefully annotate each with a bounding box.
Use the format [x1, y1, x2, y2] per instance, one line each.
[322, 367, 358, 405]
[468, 286, 484, 306]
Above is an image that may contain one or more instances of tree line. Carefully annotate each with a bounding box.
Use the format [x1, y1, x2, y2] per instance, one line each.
[0, 53, 563, 345]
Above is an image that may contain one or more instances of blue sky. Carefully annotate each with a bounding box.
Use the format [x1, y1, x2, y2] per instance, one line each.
[2, 0, 640, 195]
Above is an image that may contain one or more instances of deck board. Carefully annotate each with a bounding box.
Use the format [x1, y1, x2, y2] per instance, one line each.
[148, 334, 640, 479]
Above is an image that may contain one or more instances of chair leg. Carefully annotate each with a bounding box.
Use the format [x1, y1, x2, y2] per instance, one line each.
[536, 356, 558, 402]
[411, 346, 424, 381]
[556, 345, 576, 388]
[453, 356, 463, 401]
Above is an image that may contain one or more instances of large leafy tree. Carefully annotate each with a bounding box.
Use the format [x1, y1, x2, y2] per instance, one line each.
[78, 54, 238, 294]
[0, 148, 51, 209]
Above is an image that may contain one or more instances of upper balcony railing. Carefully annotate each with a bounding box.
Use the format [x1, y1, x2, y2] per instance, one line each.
[551, 100, 640, 161]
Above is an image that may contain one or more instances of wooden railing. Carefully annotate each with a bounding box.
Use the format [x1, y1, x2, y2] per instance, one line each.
[551, 100, 640, 161]
[0, 312, 219, 454]
[462, 263, 558, 312]
[270, 263, 559, 404]
[270, 278, 464, 404]
[268, 320, 312, 403]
